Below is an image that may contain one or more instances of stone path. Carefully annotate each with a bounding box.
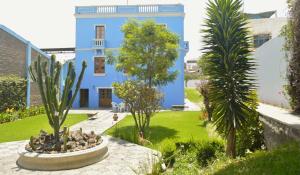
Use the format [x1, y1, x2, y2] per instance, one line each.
[0, 111, 159, 175]
[184, 99, 201, 111]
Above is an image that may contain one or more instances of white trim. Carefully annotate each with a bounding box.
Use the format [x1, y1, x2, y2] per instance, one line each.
[76, 47, 187, 52]
[75, 12, 185, 18]
[94, 73, 106, 76]
[96, 87, 113, 90]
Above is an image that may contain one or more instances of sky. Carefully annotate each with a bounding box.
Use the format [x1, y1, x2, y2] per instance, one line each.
[0, 0, 288, 60]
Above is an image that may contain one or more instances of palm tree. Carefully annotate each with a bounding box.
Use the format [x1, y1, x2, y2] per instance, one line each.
[202, 0, 256, 158]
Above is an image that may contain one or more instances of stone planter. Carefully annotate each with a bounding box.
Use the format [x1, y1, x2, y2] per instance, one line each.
[17, 137, 109, 171]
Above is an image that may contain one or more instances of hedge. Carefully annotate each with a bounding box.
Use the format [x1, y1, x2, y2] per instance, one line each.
[0, 75, 26, 112]
[0, 106, 45, 124]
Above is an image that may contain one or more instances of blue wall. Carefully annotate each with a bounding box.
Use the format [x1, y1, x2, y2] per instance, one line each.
[74, 10, 187, 109]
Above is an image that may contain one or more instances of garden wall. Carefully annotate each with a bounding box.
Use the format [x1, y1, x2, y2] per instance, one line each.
[258, 103, 300, 150]
[254, 36, 290, 109]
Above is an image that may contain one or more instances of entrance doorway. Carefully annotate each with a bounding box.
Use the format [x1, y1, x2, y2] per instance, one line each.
[99, 88, 112, 108]
[80, 89, 89, 108]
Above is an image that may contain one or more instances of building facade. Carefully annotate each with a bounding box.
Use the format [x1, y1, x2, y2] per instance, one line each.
[246, 11, 289, 108]
[73, 4, 189, 109]
[0, 24, 49, 107]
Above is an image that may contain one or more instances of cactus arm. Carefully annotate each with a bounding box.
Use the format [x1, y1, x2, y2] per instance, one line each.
[35, 56, 54, 127]
[58, 62, 74, 119]
[60, 61, 87, 127]
[29, 64, 37, 82]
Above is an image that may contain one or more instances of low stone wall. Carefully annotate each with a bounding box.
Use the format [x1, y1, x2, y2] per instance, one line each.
[258, 103, 300, 150]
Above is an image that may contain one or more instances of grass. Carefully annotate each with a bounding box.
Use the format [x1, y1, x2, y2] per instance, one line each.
[0, 114, 88, 143]
[185, 88, 202, 104]
[201, 142, 300, 175]
[105, 111, 208, 150]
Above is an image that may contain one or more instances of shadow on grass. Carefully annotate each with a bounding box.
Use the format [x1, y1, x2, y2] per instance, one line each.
[109, 125, 178, 146]
[213, 143, 300, 175]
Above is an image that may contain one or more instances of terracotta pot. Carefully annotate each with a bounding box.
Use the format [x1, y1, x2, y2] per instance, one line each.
[113, 113, 118, 121]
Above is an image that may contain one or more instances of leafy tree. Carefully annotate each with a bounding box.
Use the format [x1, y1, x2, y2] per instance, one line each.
[184, 72, 200, 87]
[111, 20, 179, 135]
[113, 81, 162, 137]
[116, 20, 179, 88]
[203, 0, 256, 158]
[282, 0, 300, 113]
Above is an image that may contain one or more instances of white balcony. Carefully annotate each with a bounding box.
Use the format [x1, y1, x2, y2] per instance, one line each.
[94, 39, 105, 48]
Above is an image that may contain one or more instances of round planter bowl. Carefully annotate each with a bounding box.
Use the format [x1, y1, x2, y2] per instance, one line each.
[17, 137, 109, 171]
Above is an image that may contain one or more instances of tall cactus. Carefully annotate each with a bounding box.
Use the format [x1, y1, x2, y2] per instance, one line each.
[29, 55, 87, 150]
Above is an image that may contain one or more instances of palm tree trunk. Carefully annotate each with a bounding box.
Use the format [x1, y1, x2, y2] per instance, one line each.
[226, 127, 236, 158]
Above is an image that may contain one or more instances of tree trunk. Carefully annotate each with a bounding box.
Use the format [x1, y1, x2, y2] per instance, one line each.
[226, 127, 236, 158]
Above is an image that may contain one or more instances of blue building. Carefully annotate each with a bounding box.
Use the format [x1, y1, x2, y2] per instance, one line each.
[73, 4, 189, 109]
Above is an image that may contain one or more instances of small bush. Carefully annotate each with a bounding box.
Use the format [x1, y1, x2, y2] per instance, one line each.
[161, 140, 177, 167]
[0, 75, 26, 112]
[0, 106, 45, 124]
[196, 140, 224, 167]
[236, 91, 265, 156]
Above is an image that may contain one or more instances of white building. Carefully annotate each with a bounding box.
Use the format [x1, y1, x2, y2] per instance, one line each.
[248, 11, 289, 108]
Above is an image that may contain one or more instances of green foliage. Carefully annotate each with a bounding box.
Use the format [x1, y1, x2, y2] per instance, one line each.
[116, 19, 179, 87]
[105, 111, 209, 150]
[197, 81, 214, 121]
[161, 139, 225, 174]
[0, 75, 26, 112]
[202, 142, 300, 175]
[236, 91, 265, 156]
[161, 139, 177, 167]
[196, 140, 225, 167]
[184, 88, 202, 104]
[203, 0, 256, 157]
[282, 0, 300, 112]
[29, 55, 87, 149]
[184, 72, 201, 87]
[0, 106, 45, 124]
[0, 114, 87, 143]
[113, 80, 162, 136]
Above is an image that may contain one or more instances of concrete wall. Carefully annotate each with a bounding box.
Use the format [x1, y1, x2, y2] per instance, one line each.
[254, 36, 289, 108]
[247, 17, 287, 39]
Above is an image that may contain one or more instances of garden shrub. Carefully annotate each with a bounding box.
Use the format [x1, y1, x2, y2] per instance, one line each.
[161, 140, 177, 167]
[0, 106, 45, 124]
[160, 139, 225, 174]
[236, 92, 265, 156]
[196, 140, 224, 167]
[0, 75, 26, 112]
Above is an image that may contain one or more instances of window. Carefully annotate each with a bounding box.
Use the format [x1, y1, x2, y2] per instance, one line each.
[253, 34, 271, 48]
[94, 57, 105, 74]
[95, 26, 105, 39]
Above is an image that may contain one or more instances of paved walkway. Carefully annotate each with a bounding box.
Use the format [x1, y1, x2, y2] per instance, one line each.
[184, 99, 201, 111]
[0, 111, 159, 175]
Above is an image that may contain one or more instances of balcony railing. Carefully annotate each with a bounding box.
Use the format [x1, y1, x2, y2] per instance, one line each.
[94, 39, 105, 48]
[75, 4, 184, 15]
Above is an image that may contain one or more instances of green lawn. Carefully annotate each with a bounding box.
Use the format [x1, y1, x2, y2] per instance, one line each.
[0, 114, 87, 143]
[105, 111, 208, 150]
[185, 88, 202, 104]
[203, 143, 300, 175]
